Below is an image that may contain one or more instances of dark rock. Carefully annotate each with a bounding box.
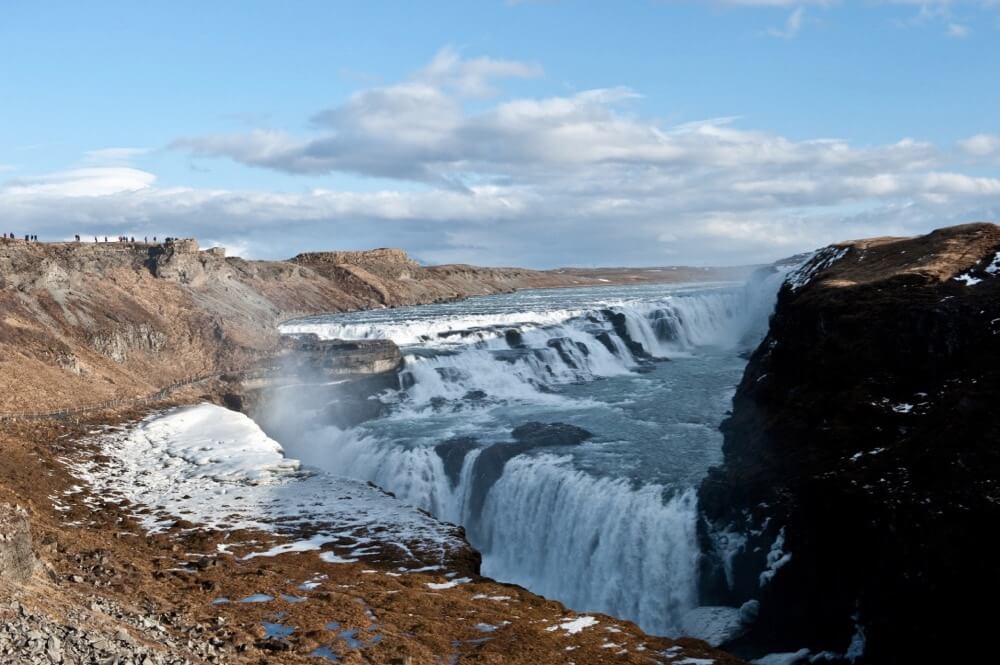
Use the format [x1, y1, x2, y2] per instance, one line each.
[220, 393, 244, 412]
[698, 223, 1000, 663]
[434, 437, 480, 488]
[546, 337, 580, 369]
[511, 421, 592, 447]
[467, 422, 592, 521]
[600, 309, 649, 358]
[594, 331, 618, 355]
[504, 329, 525, 348]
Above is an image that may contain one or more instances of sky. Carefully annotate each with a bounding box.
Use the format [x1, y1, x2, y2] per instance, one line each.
[2, 0, 1000, 267]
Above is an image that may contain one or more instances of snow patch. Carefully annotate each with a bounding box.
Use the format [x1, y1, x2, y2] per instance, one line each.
[759, 527, 792, 587]
[319, 551, 360, 564]
[425, 577, 471, 590]
[545, 616, 599, 635]
[985, 251, 1000, 275]
[954, 273, 982, 286]
[785, 247, 848, 292]
[70, 404, 468, 564]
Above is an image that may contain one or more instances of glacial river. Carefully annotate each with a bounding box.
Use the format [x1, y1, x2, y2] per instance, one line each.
[273, 274, 783, 636]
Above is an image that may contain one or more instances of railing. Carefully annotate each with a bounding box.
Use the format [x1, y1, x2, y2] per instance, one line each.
[0, 368, 247, 423]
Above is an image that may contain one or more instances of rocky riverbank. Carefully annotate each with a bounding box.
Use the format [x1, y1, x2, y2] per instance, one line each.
[697, 223, 1000, 663]
[0, 404, 742, 665]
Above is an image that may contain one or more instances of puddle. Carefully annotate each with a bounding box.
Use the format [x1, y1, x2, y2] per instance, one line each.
[299, 576, 326, 591]
[281, 594, 308, 603]
[263, 622, 295, 640]
[337, 628, 363, 649]
[310, 646, 340, 662]
[324, 623, 383, 650]
[211, 597, 230, 605]
[239, 593, 274, 603]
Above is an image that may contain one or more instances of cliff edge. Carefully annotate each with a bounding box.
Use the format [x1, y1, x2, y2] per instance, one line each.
[698, 223, 1000, 663]
[0, 240, 600, 414]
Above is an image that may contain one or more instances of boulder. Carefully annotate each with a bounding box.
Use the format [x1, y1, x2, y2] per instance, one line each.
[0, 504, 34, 582]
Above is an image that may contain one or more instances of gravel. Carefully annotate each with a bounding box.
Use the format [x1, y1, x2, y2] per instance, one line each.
[0, 597, 236, 664]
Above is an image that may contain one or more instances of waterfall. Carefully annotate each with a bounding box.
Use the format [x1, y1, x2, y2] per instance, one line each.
[479, 455, 700, 636]
[270, 276, 784, 637]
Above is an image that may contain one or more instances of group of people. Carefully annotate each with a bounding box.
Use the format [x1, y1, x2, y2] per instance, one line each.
[3, 233, 175, 245]
[74, 235, 161, 244]
[2, 233, 38, 241]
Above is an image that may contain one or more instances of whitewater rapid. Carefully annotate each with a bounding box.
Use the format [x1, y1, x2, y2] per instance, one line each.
[268, 272, 784, 636]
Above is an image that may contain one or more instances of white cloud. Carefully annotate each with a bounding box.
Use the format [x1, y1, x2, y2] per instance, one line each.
[4, 168, 155, 197]
[767, 7, 806, 38]
[416, 46, 543, 97]
[4, 49, 1000, 267]
[946, 22, 970, 36]
[172, 49, 940, 194]
[959, 133, 1000, 156]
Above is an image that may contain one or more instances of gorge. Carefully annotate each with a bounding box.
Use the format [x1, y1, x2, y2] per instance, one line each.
[2, 224, 998, 664]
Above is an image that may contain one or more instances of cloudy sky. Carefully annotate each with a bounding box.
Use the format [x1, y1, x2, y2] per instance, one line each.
[3, 1, 999, 267]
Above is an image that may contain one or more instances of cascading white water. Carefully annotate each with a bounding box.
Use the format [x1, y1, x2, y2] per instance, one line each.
[271, 275, 785, 637]
[479, 455, 700, 636]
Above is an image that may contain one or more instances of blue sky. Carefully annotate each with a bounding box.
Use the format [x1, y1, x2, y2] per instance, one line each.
[2, 1, 999, 266]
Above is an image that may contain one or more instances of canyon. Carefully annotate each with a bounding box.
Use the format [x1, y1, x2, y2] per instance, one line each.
[2, 224, 997, 664]
[1, 238, 747, 665]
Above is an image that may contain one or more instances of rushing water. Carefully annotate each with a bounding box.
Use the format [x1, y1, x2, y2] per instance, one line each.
[269, 272, 784, 636]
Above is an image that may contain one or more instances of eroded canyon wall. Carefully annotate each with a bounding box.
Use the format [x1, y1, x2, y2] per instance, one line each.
[698, 223, 1000, 663]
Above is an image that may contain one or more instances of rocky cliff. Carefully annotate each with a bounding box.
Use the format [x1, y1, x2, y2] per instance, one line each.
[698, 223, 1000, 663]
[0, 239, 604, 413]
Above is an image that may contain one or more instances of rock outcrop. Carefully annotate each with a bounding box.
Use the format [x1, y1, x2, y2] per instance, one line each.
[0, 242, 595, 414]
[697, 223, 1000, 663]
[0, 504, 33, 582]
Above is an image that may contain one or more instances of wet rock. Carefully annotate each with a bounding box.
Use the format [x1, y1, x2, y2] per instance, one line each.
[511, 421, 592, 447]
[435, 437, 481, 489]
[467, 422, 592, 520]
[594, 331, 618, 355]
[546, 337, 580, 369]
[504, 329, 525, 348]
[462, 389, 488, 402]
[600, 309, 649, 358]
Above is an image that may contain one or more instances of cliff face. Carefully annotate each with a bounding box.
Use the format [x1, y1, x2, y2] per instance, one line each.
[698, 223, 1000, 663]
[0, 240, 598, 413]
